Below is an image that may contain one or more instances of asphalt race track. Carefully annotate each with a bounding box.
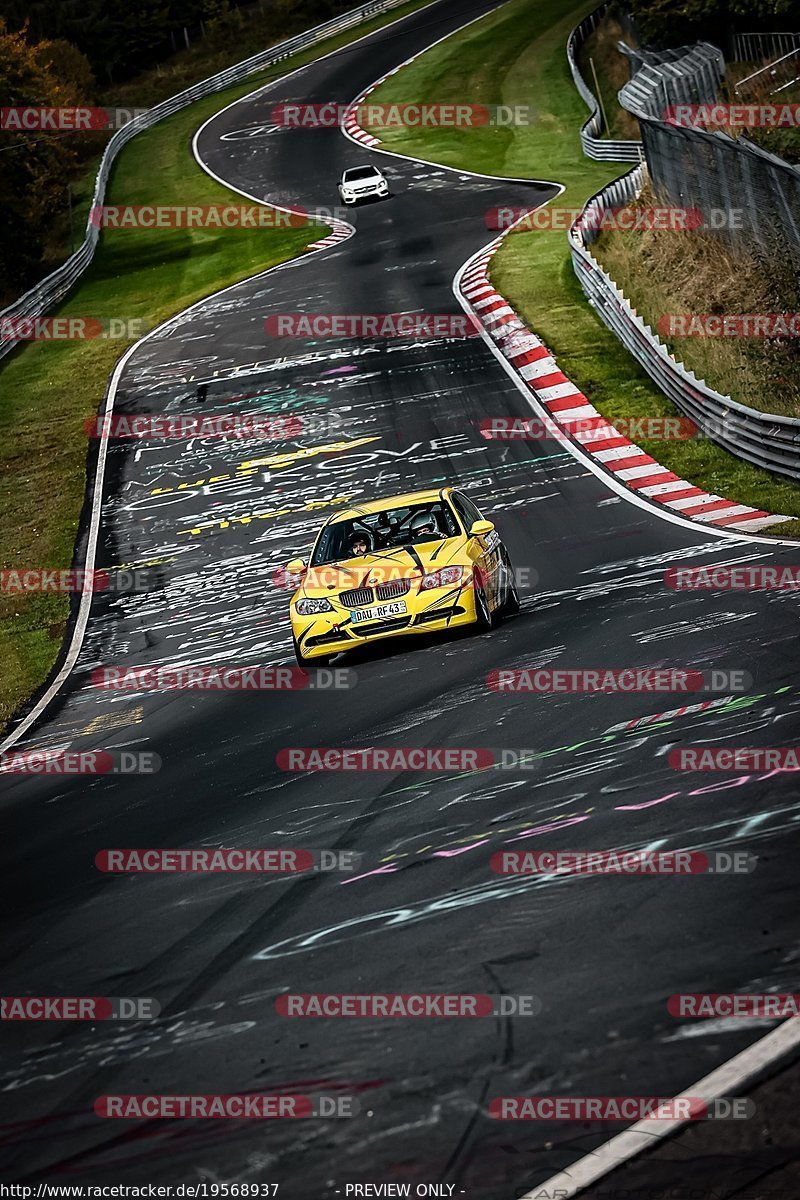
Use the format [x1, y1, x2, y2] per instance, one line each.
[3, 1, 800, 1195]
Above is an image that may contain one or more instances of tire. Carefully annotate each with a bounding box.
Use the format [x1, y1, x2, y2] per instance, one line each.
[293, 637, 332, 669]
[500, 552, 521, 615]
[473, 570, 493, 631]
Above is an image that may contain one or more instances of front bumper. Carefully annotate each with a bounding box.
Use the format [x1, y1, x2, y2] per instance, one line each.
[340, 184, 389, 202]
[291, 590, 477, 660]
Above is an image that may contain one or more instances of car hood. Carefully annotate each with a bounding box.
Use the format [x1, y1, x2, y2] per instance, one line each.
[300, 538, 467, 597]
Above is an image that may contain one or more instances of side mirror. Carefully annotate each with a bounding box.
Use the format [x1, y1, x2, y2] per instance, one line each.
[286, 558, 307, 573]
[469, 520, 494, 537]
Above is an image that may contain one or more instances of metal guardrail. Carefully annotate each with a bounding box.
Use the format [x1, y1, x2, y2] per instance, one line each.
[620, 41, 725, 114]
[0, 0, 409, 363]
[566, 3, 644, 162]
[568, 165, 800, 483]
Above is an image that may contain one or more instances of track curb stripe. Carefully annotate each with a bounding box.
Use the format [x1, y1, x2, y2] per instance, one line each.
[456, 254, 790, 533]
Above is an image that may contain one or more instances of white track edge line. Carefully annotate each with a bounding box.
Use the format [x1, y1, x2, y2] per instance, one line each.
[529, 1017, 800, 1198]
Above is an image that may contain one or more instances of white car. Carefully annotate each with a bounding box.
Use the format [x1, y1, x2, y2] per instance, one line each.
[338, 164, 390, 204]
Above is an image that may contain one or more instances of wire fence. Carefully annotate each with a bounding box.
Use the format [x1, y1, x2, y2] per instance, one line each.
[734, 31, 800, 62]
[618, 42, 800, 274]
[569, 165, 800, 482]
[566, 8, 800, 478]
[734, 46, 800, 97]
[0, 0, 409, 364]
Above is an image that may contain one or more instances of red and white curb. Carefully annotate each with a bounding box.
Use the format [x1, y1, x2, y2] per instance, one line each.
[307, 220, 354, 251]
[459, 244, 789, 534]
[604, 696, 733, 735]
[341, 57, 421, 147]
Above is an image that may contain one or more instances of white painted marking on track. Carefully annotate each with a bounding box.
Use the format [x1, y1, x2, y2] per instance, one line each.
[529, 1017, 800, 1198]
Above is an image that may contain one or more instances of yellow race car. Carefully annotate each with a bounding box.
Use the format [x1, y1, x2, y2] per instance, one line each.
[286, 486, 520, 666]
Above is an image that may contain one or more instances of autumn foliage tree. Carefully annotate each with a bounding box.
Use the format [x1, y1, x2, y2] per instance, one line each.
[628, 0, 800, 47]
[0, 20, 95, 298]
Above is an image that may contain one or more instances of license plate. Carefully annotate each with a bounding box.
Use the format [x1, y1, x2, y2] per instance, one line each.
[350, 601, 407, 623]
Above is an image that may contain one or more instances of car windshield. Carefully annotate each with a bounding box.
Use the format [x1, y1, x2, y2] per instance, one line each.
[343, 167, 379, 181]
[311, 502, 459, 565]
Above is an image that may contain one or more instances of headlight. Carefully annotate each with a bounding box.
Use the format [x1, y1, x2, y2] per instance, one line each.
[295, 597, 334, 615]
[420, 567, 464, 590]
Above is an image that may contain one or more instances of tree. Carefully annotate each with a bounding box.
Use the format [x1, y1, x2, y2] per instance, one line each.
[0, 20, 93, 297]
[629, 0, 800, 47]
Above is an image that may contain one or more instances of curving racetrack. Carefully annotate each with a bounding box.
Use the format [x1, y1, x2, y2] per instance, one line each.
[3, 1, 800, 1195]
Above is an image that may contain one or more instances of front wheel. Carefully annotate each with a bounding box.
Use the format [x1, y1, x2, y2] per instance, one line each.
[293, 637, 332, 669]
[472, 570, 493, 632]
[500, 552, 520, 615]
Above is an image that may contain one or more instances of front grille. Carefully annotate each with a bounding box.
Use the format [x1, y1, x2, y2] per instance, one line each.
[375, 578, 410, 601]
[340, 587, 374, 607]
[415, 606, 466, 624]
[307, 631, 347, 647]
[351, 616, 412, 637]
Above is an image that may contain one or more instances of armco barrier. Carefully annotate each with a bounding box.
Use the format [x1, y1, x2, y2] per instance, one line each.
[0, 0, 411, 363]
[566, 3, 643, 163]
[568, 164, 800, 483]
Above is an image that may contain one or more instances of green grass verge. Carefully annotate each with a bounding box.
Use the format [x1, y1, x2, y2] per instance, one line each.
[0, 0, 437, 736]
[362, 0, 800, 538]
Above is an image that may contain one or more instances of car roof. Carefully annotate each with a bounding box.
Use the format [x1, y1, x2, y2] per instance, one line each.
[344, 164, 380, 173]
[325, 487, 454, 525]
